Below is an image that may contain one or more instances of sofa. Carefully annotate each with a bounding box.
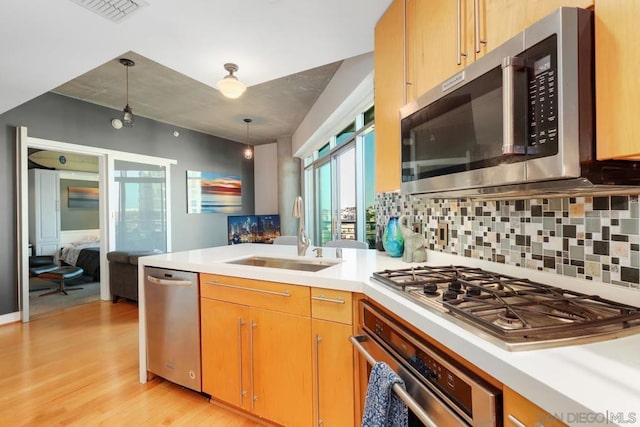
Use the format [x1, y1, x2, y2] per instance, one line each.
[107, 251, 158, 303]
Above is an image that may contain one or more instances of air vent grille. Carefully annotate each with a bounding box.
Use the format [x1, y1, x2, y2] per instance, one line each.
[69, 0, 149, 23]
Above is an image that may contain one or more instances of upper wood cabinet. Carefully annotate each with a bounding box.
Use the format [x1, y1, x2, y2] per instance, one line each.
[595, 0, 640, 160]
[374, 0, 404, 193]
[413, 0, 594, 96]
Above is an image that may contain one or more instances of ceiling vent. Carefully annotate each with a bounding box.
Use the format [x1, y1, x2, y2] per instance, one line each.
[69, 0, 149, 23]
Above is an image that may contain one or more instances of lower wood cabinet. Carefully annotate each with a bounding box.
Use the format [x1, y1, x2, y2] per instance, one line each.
[504, 386, 567, 427]
[200, 275, 312, 426]
[201, 275, 359, 426]
[311, 287, 357, 426]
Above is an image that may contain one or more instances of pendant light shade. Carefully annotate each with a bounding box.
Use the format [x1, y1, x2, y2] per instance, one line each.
[243, 118, 253, 160]
[119, 58, 135, 127]
[218, 63, 247, 99]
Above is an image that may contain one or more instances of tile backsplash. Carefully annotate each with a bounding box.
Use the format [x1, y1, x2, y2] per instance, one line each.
[376, 192, 640, 290]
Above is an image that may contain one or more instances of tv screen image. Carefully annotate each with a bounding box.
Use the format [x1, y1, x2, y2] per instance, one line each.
[228, 214, 280, 245]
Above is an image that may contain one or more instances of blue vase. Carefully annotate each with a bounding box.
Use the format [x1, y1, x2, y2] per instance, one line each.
[382, 217, 404, 257]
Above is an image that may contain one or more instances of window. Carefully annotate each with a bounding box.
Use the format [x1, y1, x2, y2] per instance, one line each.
[303, 107, 375, 248]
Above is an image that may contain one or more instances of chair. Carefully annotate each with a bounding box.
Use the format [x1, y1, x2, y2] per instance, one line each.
[325, 239, 368, 249]
[273, 235, 298, 245]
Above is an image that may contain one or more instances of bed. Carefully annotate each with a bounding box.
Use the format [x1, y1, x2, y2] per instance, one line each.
[58, 240, 101, 280]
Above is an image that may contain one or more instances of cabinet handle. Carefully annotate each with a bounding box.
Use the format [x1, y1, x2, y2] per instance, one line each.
[312, 295, 345, 304]
[238, 318, 247, 403]
[205, 281, 290, 298]
[250, 320, 257, 409]
[456, 0, 467, 65]
[474, 0, 486, 53]
[147, 275, 192, 286]
[314, 333, 323, 427]
[507, 414, 526, 427]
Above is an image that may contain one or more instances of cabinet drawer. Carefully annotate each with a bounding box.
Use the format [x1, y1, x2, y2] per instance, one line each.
[200, 274, 310, 317]
[311, 288, 352, 324]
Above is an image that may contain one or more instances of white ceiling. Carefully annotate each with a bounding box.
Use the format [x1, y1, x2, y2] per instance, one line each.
[1, 0, 393, 144]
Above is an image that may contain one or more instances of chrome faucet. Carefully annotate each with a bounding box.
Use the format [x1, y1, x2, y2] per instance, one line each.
[292, 196, 310, 256]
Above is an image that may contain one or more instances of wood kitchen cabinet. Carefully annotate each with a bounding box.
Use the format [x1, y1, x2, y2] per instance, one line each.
[503, 386, 567, 427]
[311, 288, 355, 426]
[374, 0, 593, 192]
[415, 0, 593, 96]
[374, 0, 404, 193]
[200, 274, 312, 426]
[595, 0, 640, 160]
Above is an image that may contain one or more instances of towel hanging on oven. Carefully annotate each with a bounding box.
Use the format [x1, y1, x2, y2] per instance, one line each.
[361, 362, 408, 427]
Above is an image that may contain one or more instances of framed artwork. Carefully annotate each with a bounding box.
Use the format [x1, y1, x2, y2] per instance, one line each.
[68, 186, 99, 208]
[187, 170, 242, 213]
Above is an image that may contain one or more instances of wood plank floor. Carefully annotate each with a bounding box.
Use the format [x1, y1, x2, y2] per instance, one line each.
[0, 301, 266, 426]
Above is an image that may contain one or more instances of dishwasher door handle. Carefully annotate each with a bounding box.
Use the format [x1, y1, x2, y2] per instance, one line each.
[147, 275, 193, 286]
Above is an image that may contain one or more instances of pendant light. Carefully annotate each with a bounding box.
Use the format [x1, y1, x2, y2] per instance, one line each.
[218, 63, 247, 99]
[119, 58, 135, 127]
[243, 118, 253, 160]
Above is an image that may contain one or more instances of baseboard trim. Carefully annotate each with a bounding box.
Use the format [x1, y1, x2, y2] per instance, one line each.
[0, 311, 21, 325]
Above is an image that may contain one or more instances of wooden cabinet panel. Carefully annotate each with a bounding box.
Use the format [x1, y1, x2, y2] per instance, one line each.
[200, 274, 310, 317]
[251, 308, 312, 427]
[596, 0, 640, 159]
[201, 299, 250, 409]
[311, 288, 353, 324]
[312, 319, 355, 427]
[504, 386, 567, 426]
[374, 0, 404, 193]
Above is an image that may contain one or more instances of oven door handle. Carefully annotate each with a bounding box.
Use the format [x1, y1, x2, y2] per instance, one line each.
[350, 335, 438, 427]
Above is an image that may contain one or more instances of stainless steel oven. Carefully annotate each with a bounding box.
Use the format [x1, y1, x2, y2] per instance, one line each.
[398, 7, 640, 197]
[351, 302, 502, 426]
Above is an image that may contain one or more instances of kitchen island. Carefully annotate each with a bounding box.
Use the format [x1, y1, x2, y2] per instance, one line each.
[138, 244, 640, 426]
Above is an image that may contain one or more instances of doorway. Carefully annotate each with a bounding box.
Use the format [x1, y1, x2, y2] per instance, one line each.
[17, 126, 175, 322]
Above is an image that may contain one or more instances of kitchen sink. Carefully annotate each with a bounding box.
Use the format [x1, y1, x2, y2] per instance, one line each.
[225, 256, 340, 272]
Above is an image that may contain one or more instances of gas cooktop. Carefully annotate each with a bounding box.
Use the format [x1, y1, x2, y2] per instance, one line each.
[372, 265, 640, 350]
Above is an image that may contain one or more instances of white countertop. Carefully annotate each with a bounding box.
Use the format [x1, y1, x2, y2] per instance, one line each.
[139, 244, 640, 426]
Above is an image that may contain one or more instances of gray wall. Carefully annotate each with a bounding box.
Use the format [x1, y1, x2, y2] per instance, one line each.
[1, 92, 255, 315]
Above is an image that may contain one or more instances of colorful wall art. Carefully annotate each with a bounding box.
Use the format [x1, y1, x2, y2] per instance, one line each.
[187, 170, 242, 213]
[67, 186, 99, 209]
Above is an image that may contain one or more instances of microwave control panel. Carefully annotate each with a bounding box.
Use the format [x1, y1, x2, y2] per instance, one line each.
[527, 35, 558, 154]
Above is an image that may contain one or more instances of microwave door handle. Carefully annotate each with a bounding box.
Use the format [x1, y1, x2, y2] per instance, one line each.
[502, 56, 525, 155]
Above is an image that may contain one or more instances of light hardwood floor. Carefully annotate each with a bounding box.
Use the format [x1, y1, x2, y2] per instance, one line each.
[0, 301, 266, 426]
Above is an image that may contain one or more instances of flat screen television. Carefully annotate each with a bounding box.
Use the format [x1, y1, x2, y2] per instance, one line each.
[227, 214, 281, 245]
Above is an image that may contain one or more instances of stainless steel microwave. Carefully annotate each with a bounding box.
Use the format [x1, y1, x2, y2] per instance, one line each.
[400, 7, 640, 197]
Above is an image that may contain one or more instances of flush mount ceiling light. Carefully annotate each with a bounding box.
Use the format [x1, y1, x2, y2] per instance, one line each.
[243, 118, 253, 160]
[120, 58, 135, 127]
[69, 0, 149, 23]
[217, 63, 247, 99]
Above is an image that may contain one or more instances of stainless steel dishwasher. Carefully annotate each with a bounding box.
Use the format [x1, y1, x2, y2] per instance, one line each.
[144, 266, 201, 392]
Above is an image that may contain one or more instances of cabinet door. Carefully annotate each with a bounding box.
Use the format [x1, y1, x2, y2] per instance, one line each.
[478, 0, 594, 62]
[201, 299, 251, 410]
[251, 308, 312, 427]
[29, 169, 61, 256]
[417, 0, 466, 94]
[312, 319, 355, 427]
[374, 0, 404, 193]
[596, 0, 640, 159]
[504, 386, 567, 427]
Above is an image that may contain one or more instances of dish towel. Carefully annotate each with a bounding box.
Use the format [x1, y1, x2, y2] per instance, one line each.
[361, 362, 409, 427]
